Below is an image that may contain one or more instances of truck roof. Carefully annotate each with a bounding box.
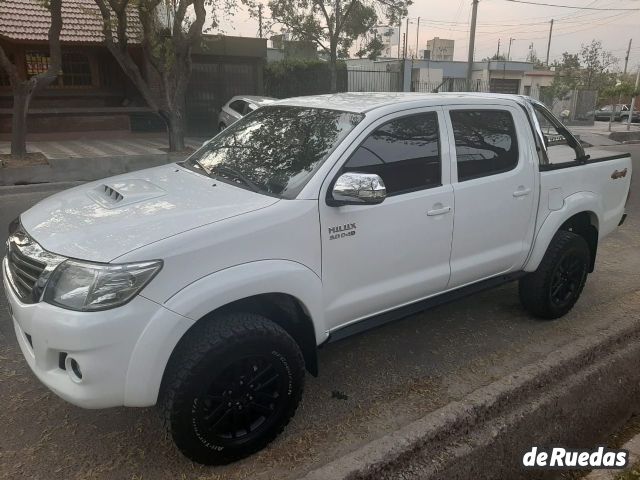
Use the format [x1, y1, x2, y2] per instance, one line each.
[271, 92, 530, 114]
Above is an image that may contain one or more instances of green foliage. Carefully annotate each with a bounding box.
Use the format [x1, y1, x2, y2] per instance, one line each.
[482, 54, 507, 61]
[601, 82, 639, 100]
[550, 40, 619, 101]
[263, 0, 410, 58]
[264, 59, 347, 98]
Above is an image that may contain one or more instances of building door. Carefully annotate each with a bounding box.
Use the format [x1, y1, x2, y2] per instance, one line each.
[490, 78, 521, 94]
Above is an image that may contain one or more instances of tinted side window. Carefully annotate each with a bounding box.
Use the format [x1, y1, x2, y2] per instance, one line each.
[450, 110, 519, 182]
[343, 112, 441, 195]
[229, 100, 246, 114]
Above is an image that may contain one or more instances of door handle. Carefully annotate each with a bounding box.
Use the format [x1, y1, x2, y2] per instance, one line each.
[513, 187, 532, 198]
[427, 206, 451, 216]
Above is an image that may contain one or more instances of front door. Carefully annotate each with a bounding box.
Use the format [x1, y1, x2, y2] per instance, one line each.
[446, 106, 537, 288]
[320, 109, 455, 332]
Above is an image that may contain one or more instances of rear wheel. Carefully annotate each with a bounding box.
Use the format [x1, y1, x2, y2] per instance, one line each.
[159, 312, 305, 465]
[519, 230, 590, 320]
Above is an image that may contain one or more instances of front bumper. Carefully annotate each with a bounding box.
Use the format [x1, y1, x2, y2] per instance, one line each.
[2, 256, 186, 409]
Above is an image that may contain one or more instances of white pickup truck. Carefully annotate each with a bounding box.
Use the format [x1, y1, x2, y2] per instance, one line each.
[3, 93, 632, 464]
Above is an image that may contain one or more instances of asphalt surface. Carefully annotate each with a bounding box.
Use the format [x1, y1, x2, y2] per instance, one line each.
[0, 146, 639, 480]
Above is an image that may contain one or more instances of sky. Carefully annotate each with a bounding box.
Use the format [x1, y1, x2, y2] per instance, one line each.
[214, 0, 640, 73]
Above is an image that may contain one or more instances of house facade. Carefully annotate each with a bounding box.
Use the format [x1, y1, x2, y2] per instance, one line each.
[0, 0, 266, 136]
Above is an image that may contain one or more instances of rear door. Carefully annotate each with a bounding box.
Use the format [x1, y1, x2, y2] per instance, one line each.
[445, 106, 538, 288]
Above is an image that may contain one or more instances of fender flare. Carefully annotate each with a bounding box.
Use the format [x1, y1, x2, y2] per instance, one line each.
[523, 191, 602, 273]
[123, 260, 324, 406]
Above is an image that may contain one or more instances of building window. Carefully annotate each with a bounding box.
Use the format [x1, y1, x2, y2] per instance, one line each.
[61, 53, 92, 86]
[25, 50, 92, 87]
[0, 66, 10, 86]
[25, 51, 51, 77]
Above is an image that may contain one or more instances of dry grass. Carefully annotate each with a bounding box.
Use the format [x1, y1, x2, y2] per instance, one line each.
[0, 152, 48, 168]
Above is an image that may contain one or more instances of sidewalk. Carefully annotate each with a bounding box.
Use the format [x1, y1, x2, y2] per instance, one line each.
[570, 121, 640, 147]
[0, 133, 206, 186]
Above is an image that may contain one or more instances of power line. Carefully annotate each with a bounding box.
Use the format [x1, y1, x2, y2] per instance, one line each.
[503, 0, 640, 10]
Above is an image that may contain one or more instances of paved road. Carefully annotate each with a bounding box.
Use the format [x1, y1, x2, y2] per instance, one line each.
[0, 146, 639, 480]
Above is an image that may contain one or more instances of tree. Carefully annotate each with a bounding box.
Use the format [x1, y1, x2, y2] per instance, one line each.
[525, 48, 545, 69]
[93, 0, 208, 151]
[263, 0, 410, 92]
[482, 54, 507, 61]
[0, 0, 62, 159]
[580, 40, 617, 91]
[548, 41, 618, 104]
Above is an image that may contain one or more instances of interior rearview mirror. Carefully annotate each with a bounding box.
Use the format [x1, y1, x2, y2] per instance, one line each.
[330, 172, 386, 206]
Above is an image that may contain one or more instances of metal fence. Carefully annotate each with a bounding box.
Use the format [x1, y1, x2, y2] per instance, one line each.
[411, 78, 490, 93]
[346, 69, 402, 92]
[544, 89, 597, 126]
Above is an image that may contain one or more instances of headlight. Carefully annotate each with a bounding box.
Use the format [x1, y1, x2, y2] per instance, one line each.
[44, 259, 162, 311]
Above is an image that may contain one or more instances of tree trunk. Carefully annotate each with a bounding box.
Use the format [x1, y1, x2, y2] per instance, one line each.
[10, 84, 30, 159]
[165, 110, 186, 152]
[329, 45, 338, 93]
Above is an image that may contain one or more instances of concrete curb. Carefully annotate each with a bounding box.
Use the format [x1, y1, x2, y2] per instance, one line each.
[586, 433, 640, 480]
[0, 153, 188, 186]
[609, 131, 640, 143]
[301, 291, 640, 480]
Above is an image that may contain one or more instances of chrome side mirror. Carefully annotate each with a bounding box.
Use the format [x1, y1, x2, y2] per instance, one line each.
[329, 172, 386, 206]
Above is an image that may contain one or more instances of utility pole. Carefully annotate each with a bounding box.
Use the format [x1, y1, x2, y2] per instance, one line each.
[466, 0, 479, 90]
[628, 67, 639, 131]
[402, 33, 406, 59]
[398, 19, 402, 58]
[623, 39, 632, 75]
[404, 17, 409, 58]
[258, 4, 263, 39]
[496, 38, 501, 59]
[415, 17, 420, 59]
[507, 37, 515, 61]
[545, 19, 554, 65]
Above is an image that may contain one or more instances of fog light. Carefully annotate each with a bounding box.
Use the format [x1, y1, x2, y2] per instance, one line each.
[64, 356, 83, 383]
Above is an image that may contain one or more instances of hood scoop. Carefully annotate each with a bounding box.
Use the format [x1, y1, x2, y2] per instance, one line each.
[87, 179, 168, 209]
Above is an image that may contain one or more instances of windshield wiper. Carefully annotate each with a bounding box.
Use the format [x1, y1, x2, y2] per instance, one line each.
[210, 165, 262, 194]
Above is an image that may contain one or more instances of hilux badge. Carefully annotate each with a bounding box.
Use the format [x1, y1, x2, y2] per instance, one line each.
[328, 223, 356, 240]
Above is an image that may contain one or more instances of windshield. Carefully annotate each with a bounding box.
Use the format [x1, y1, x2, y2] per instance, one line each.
[185, 106, 363, 199]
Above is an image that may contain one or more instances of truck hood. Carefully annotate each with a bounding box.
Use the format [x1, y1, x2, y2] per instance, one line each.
[20, 164, 279, 262]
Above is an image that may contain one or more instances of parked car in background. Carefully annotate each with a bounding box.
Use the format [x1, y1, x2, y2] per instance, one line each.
[593, 104, 626, 121]
[619, 104, 640, 123]
[217, 95, 275, 130]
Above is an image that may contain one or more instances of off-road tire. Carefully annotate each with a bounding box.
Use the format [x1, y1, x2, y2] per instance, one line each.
[159, 312, 305, 465]
[519, 230, 590, 320]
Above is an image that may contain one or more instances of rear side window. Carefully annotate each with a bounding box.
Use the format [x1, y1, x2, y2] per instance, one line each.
[343, 112, 441, 195]
[450, 110, 519, 182]
[229, 100, 246, 115]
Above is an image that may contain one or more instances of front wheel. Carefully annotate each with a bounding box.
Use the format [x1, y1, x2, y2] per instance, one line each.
[519, 230, 590, 320]
[159, 313, 305, 465]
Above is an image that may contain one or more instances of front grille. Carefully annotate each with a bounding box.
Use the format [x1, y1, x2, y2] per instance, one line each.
[7, 248, 46, 301]
[5, 223, 66, 304]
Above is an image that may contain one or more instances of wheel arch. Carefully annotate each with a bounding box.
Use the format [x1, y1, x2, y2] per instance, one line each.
[124, 260, 324, 407]
[524, 192, 602, 273]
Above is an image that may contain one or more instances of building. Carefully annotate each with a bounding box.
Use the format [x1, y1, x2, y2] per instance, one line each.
[267, 34, 318, 63]
[425, 38, 454, 61]
[0, 0, 267, 136]
[344, 57, 554, 99]
[373, 25, 400, 58]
